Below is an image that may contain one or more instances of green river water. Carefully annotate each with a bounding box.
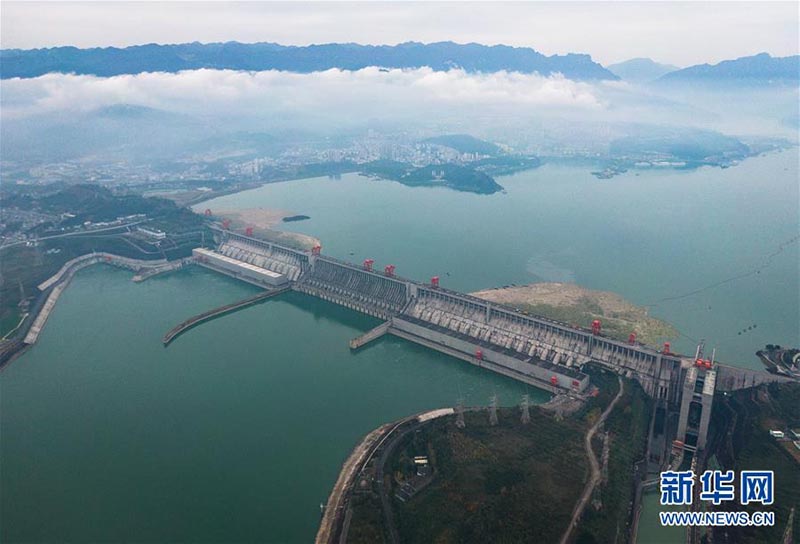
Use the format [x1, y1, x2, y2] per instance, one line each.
[2, 150, 797, 542]
[202, 150, 799, 367]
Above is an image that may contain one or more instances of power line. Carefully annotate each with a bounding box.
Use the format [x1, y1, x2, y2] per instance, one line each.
[646, 235, 799, 307]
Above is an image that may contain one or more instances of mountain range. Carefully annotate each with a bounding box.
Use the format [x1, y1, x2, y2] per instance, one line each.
[606, 58, 679, 83]
[0, 41, 617, 80]
[2, 42, 796, 90]
[656, 53, 799, 86]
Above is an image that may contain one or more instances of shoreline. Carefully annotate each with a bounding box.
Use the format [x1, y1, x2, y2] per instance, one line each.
[206, 208, 321, 250]
[472, 282, 677, 346]
[0, 253, 188, 370]
[178, 148, 792, 209]
[315, 408, 455, 544]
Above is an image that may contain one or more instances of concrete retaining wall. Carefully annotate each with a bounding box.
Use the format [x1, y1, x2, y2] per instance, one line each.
[391, 316, 589, 393]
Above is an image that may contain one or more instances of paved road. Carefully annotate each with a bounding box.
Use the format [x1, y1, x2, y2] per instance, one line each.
[315, 423, 392, 544]
[316, 409, 454, 544]
[559, 376, 625, 544]
[374, 422, 422, 544]
[0, 221, 144, 251]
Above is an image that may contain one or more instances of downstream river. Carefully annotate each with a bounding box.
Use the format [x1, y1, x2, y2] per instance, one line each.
[2, 150, 797, 542]
[1, 267, 540, 542]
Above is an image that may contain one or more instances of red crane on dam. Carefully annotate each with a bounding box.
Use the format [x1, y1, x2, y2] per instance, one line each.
[696, 358, 713, 369]
[384, 264, 396, 277]
[591, 319, 602, 335]
[431, 276, 440, 288]
[363, 259, 374, 272]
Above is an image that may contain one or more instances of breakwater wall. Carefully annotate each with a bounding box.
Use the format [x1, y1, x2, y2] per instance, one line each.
[6, 253, 185, 358]
[349, 322, 390, 349]
[37, 254, 167, 291]
[133, 257, 193, 282]
[163, 286, 289, 345]
[24, 254, 108, 344]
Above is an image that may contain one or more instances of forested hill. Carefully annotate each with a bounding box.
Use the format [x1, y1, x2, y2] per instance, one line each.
[0, 41, 618, 80]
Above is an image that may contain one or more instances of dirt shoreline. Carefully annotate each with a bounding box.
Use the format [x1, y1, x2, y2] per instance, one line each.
[472, 282, 677, 345]
[212, 207, 294, 229]
[212, 208, 321, 250]
[315, 423, 392, 544]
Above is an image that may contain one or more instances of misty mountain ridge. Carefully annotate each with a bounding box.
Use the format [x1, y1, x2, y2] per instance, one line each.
[657, 52, 800, 86]
[421, 134, 502, 155]
[92, 104, 169, 119]
[0, 104, 210, 162]
[608, 126, 750, 162]
[606, 58, 679, 83]
[0, 41, 618, 81]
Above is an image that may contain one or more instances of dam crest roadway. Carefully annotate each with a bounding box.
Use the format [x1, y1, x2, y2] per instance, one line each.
[155, 227, 793, 454]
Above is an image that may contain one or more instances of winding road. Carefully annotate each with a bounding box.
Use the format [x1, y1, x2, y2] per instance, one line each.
[559, 376, 625, 544]
[0, 221, 145, 251]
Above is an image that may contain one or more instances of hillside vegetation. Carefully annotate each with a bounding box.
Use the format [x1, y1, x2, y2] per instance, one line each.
[391, 409, 588, 544]
[709, 383, 800, 543]
[473, 282, 677, 345]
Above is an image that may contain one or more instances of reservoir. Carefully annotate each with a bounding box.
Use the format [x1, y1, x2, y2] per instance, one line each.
[203, 149, 799, 367]
[2, 150, 797, 542]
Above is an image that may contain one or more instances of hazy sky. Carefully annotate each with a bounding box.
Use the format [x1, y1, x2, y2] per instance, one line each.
[2, 1, 798, 66]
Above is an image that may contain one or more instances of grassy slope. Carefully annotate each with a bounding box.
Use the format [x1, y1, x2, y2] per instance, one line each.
[576, 367, 652, 544]
[393, 409, 588, 544]
[345, 367, 649, 544]
[347, 493, 387, 544]
[709, 383, 800, 543]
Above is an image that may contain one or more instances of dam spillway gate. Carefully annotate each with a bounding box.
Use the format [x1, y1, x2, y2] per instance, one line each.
[185, 228, 790, 408]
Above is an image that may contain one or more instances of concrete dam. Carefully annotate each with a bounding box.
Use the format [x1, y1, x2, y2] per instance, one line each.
[182, 228, 798, 453]
[189, 229, 706, 400]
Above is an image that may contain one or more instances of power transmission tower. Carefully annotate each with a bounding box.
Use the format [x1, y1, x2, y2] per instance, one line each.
[520, 394, 531, 424]
[455, 398, 466, 429]
[33, 244, 43, 267]
[489, 394, 499, 426]
[781, 506, 794, 544]
[17, 279, 30, 310]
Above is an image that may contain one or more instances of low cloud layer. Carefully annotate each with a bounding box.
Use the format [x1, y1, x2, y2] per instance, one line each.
[0, 67, 604, 121]
[3, 66, 794, 146]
